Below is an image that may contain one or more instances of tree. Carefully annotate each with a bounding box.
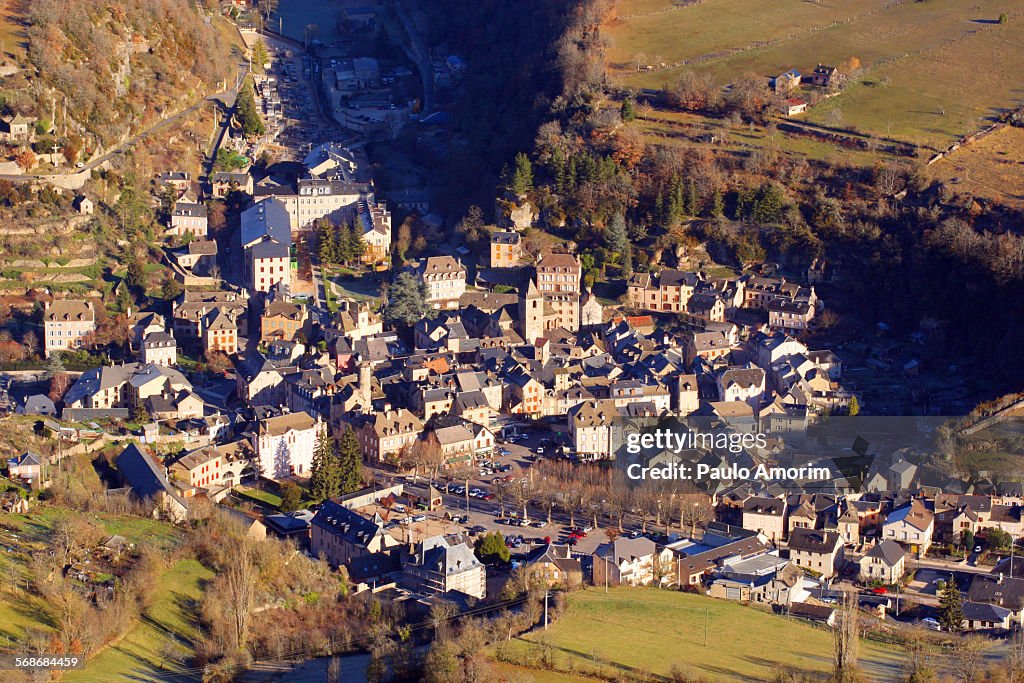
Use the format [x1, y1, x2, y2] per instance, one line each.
[279, 481, 302, 512]
[999, 13, 1008, 24]
[986, 528, 1013, 551]
[604, 212, 630, 264]
[938, 577, 964, 633]
[337, 426, 363, 494]
[309, 427, 341, 502]
[508, 152, 533, 196]
[474, 532, 511, 564]
[62, 136, 83, 165]
[847, 396, 860, 417]
[384, 272, 429, 327]
[161, 274, 182, 301]
[235, 78, 266, 137]
[15, 150, 36, 172]
[620, 96, 636, 122]
[961, 529, 974, 554]
[43, 352, 67, 379]
[251, 39, 269, 73]
[832, 589, 860, 683]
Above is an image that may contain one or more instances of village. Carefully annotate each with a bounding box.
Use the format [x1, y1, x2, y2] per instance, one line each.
[0, 2, 1021, 679]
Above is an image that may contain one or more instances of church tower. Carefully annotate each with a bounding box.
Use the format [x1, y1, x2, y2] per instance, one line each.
[518, 277, 544, 343]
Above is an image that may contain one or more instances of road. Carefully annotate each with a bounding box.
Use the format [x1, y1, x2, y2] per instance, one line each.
[0, 66, 248, 183]
[392, 0, 434, 116]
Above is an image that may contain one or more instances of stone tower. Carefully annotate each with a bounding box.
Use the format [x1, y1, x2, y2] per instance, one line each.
[518, 277, 544, 344]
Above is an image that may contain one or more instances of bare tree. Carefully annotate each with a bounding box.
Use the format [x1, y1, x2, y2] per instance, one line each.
[224, 543, 257, 653]
[832, 588, 859, 683]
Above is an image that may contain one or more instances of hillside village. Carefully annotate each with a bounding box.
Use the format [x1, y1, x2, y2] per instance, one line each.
[0, 0, 1023, 680]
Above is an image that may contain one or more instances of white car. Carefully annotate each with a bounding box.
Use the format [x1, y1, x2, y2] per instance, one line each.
[921, 617, 941, 631]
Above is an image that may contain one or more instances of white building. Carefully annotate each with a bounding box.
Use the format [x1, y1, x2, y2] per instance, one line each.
[253, 411, 320, 480]
[43, 300, 96, 358]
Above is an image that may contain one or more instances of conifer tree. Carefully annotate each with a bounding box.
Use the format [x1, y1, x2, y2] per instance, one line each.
[337, 426, 363, 494]
[309, 427, 341, 502]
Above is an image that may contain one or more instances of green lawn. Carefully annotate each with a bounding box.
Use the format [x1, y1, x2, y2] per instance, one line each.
[65, 559, 213, 683]
[236, 486, 282, 509]
[498, 588, 906, 682]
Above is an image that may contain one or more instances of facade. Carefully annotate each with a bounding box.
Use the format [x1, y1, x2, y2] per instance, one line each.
[168, 201, 208, 238]
[858, 540, 906, 584]
[742, 496, 787, 542]
[535, 251, 582, 331]
[261, 301, 312, 343]
[242, 199, 293, 294]
[142, 332, 177, 367]
[593, 537, 674, 587]
[417, 256, 466, 309]
[202, 308, 238, 355]
[626, 270, 699, 313]
[253, 411, 319, 480]
[404, 536, 486, 599]
[881, 499, 934, 556]
[43, 300, 96, 357]
[350, 409, 424, 464]
[310, 500, 398, 566]
[490, 228, 522, 268]
[787, 528, 844, 580]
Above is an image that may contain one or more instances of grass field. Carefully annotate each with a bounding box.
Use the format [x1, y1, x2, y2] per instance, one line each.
[608, 0, 1024, 147]
[64, 559, 213, 683]
[926, 125, 1024, 204]
[497, 588, 907, 682]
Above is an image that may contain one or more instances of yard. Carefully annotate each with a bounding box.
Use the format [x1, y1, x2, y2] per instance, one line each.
[496, 587, 907, 682]
[64, 559, 213, 683]
[608, 0, 1024, 148]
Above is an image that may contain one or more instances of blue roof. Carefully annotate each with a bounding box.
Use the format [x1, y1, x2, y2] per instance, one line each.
[241, 198, 291, 249]
[115, 444, 172, 500]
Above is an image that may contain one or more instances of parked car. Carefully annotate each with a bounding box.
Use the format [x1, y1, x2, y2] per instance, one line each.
[499, 449, 511, 456]
[535, 447, 545, 455]
[531, 520, 548, 528]
[921, 617, 941, 631]
[412, 514, 426, 522]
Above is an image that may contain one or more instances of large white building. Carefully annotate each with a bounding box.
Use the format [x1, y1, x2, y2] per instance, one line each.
[242, 199, 292, 294]
[253, 411, 320, 480]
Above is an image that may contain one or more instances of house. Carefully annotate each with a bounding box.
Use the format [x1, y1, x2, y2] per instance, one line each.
[404, 535, 486, 599]
[567, 399, 617, 458]
[858, 540, 905, 584]
[626, 270, 699, 313]
[881, 499, 933, 556]
[252, 411, 319, 480]
[416, 256, 466, 309]
[142, 332, 177, 367]
[962, 601, 1014, 631]
[43, 300, 96, 357]
[114, 444, 188, 522]
[592, 537, 674, 587]
[158, 171, 192, 195]
[242, 199, 292, 294]
[968, 574, 1024, 625]
[169, 440, 252, 491]
[356, 198, 392, 265]
[0, 113, 34, 141]
[805, 64, 838, 88]
[780, 98, 808, 116]
[73, 196, 94, 215]
[168, 201, 208, 238]
[17, 394, 56, 417]
[210, 171, 253, 198]
[202, 308, 238, 355]
[349, 408, 424, 464]
[771, 69, 801, 94]
[261, 301, 312, 343]
[170, 240, 218, 276]
[63, 362, 192, 413]
[787, 528, 844, 580]
[6, 452, 43, 484]
[676, 374, 700, 415]
[716, 367, 766, 408]
[490, 228, 522, 268]
[579, 289, 604, 329]
[742, 496, 787, 542]
[522, 544, 582, 588]
[535, 251, 582, 332]
[310, 500, 399, 566]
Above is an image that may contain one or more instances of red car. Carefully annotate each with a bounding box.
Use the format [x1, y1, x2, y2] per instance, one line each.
[871, 587, 888, 595]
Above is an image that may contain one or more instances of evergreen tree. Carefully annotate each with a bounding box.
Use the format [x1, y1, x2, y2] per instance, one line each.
[551, 149, 567, 193]
[474, 531, 511, 564]
[752, 182, 785, 224]
[938, 577, 964, 632]
[848, 396, 861, 417]
[509, 152, 533, 196]
[309, 427, 341, 502]
[384, 272, 429, 327]
[279, 481, 302, 512]
[318, 221, 335, 266]
[708, 188, 724, 217]
[684, 180, 699, 216]
[337, 426, 363, 494]
[43, 352, 66, 379]
[621, 96, 636, 122]
[235, 78, 266, 136]
[251, 39, 269, 73]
